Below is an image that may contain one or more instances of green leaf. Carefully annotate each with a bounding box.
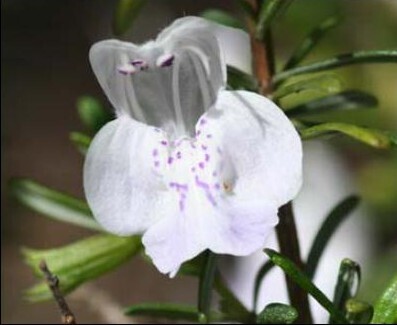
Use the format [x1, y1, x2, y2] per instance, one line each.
[273, 50, 397, 85]
[273, 74, 342, 101]
[198, 251, 217, 323]
[9, 178, 101, 231]
[257, 303, 298, 324]
[253, 261, 274, 310]
[265, 248, 347, 324]
[330, 259, 361, 324]
[77, 96, 112, 133]
[345, 299, 373, 324]
[227, 65, 258, 91]
[283, 16, 341, 70]
[237, 0, 256, 19]
[69, 132, 92, 155]
[285, 90, 377, 117]
[177, 253, 206, 277]
[24, 235, 142, 301]
[372, 275, 397, 324]
[256, 0, 294, 39]
[112, 0, 146, 36]
[201, 9, 244, 29]
[300, 122, 397, 149]
[306, 196, 360, 279]
[214, 274, 254, 323]
[124, 303, 200, 322]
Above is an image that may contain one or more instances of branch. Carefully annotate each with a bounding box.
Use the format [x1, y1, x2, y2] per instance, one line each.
[245, 1, 313, 322]
[246, 0, 273, 95]
[39, 260, 77, 324]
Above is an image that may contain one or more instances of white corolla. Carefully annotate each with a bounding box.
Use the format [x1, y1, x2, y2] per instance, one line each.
[84, 17, 302, 276]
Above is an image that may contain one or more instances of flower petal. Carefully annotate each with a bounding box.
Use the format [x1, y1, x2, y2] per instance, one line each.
[84, 116, 177, 235]
[142, 199, 277, 276]
[158, 16, 252, 74]
[89, 17, 230, 138]
[208, 90, 303, 207]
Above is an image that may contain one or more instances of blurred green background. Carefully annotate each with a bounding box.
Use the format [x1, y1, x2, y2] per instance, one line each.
[1, 0, 396, 323]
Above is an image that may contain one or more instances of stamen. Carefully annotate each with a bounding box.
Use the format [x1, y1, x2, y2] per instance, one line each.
[188, 51, 211, 111]
[117, 64, 136, 75]
[130, 59, 148, 70]
[171, 57, 186, 135]
[182, 46, 210, 75]
[125, 78, 147, 123]
[156, 53, 175, 67]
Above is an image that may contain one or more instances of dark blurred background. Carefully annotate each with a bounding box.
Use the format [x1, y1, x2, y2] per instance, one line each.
[2, 1, 397, 323]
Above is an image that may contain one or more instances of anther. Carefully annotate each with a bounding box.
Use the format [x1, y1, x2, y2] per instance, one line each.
[130, 59, 148, 70]
[117, 63, 136, 75]
[156, 53, 175, 67]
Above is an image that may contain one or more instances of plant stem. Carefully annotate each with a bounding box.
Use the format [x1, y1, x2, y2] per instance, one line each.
[246, 1, 313, 322]
[198, 251, 217, 323]
[277, 204, 313, 323]
[39, 260, 77, 324]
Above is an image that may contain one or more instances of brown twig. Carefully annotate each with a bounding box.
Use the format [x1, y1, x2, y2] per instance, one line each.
[39, 260, 77, 324]
[245, 1, 313, 323]
[246, 0, 273, 95]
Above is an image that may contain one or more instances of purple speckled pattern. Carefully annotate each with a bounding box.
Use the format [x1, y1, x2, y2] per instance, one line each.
[149, 114, 226, 213]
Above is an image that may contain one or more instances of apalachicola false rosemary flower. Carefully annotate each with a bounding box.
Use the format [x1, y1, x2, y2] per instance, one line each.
[84, 17, 302, 276]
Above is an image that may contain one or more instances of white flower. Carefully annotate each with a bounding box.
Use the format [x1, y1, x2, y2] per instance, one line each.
[84, 17, 303, 276]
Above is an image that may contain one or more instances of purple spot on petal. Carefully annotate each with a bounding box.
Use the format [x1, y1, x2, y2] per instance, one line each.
[200, 119, 207, 126]
[195, 175, 209, 189]
[214, 183, 221, 190]
[196, 130, 201, 136]
[195, 176, 217, 207]
[160, 140, 168, 146]
[179, 200, 185, 211]
[206, 134, 212, 139]
[176, 151, 182, 159]
[198, 162, 205, 169]
[201, 145, 207, 151]
[154, 161, 160, 168]
[152, 149, 158, 157]
[167, 157, 173, 164]
[205, 154, 210, 162]
[191, 167, 196, 172]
